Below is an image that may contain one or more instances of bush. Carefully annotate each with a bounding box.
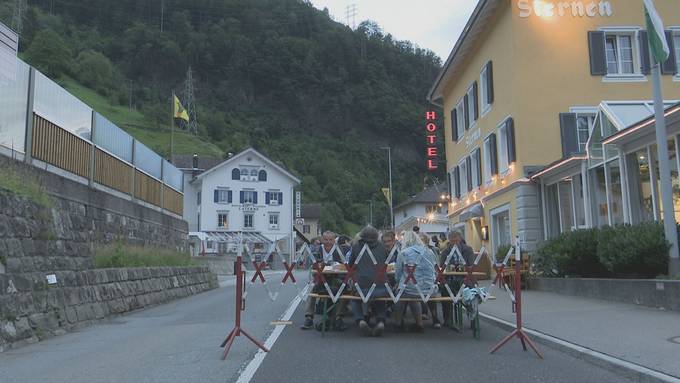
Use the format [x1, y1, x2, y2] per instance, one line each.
[494, 244, 513, 263]
[94, 242, 194, 268]
[0, 164, 53, 208]
[533, 223, 669, 278]
[597, 223, 669, 278]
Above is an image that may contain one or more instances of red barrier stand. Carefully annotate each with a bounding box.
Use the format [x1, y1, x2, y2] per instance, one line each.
[220, 254, 269, 360]
[489, 238, 543, 359]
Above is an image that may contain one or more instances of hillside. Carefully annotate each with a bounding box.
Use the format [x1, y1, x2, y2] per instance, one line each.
[0, 0, 444, 233]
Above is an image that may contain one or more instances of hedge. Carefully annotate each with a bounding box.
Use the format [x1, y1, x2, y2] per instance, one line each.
[533, 222, 670, 278]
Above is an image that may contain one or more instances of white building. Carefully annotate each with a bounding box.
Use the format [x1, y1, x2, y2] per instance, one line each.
[394, 184, 449, 237]
[176, 148, 300, 258]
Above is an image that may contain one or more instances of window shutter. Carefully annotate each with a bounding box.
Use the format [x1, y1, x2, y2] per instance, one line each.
[486, 61, 494, 104]
[265, 192, 270, 204]
[466, 156, 472, 192]
[239, 191, 244, 203]
[253, 191, 258, 204]
[475, 148, 482, 187]
[639, 30, 651, 75]
[214, 190, 218, 203]
[463, 94, 470, 130]
[559, 113, 579, 157]
[472, 81, 479, 120]
[278, 192, 283, 203]
[451, 108, 458, 142]
[228, 190, 232, 203]
[447, 172, 452, 196]
[506, 118, 516, 163]
[489, 133, 498, 175]
[454, 166, 460, 198]
[588, 31, 607, 75]
[662, 30, 677, 75]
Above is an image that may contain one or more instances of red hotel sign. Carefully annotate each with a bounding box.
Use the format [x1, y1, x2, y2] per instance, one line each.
[425, 111, 438, 171]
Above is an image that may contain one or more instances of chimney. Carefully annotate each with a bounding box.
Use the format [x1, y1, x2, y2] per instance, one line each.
[227, 152, 234, 159]
[191, 154, 199, 179]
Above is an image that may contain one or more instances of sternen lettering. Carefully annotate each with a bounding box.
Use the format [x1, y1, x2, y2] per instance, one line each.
[517, 0, 613, 18]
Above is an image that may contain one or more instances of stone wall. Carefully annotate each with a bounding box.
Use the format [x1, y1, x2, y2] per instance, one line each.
[530, 277, 680, 311]
[0, 266, 218, 351]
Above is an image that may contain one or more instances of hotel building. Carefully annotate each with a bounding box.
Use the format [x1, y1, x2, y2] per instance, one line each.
[427, 0, 680, 264]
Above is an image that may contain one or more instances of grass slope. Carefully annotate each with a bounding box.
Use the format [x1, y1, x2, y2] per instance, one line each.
[59, 77, 224, 158]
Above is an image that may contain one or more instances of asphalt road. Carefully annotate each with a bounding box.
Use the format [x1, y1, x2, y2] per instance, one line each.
[251, 306, 636, 383]
[0, 271, 304, 383]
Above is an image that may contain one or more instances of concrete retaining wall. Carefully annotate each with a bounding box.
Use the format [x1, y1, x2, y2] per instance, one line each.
[0, 266, 218, 351]
[530, 277, 680, 311]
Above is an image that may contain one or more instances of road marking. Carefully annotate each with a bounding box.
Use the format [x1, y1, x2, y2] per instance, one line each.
[235, 294, 302, 383]
[479, 312, 680, 383]
[269, 321, 293, 326]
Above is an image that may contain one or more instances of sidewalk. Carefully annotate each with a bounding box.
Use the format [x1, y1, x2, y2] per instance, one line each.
[479, 285, 680, 379]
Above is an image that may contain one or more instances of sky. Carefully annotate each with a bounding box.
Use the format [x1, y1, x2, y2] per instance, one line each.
[309, 0, 478, 61]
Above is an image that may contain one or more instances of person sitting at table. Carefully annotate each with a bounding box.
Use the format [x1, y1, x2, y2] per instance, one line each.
[349, 225, 389, 337]
[438, 231, 475, 327]
[301, 231, 339, 330]
[393, 231, 437, 332]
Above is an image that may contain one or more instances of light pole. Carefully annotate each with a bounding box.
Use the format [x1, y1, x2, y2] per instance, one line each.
[381, 146, 394, 229]
[366, 200, 373, 226]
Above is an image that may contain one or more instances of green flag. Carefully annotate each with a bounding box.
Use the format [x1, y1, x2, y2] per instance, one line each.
[643, 0, 670, 63]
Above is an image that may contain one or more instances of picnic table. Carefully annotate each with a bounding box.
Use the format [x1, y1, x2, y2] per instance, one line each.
[307, 266, 490, 338]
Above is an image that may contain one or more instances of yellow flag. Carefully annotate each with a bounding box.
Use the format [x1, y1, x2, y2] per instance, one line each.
[381, 188, 391, 204]
[173, 94, 189, 122]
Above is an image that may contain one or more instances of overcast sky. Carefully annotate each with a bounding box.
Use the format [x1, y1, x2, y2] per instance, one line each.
[310, 0, 478, 60]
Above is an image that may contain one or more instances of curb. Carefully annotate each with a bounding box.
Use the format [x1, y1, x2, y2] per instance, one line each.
[479, 312, 680, 383]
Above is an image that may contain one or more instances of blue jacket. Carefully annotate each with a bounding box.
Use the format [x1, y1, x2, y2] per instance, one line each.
[395, 245, 437, 296]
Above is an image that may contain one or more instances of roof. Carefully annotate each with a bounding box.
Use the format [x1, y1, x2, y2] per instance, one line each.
[301, 203, 321, 219]
[395, 184, 448, 211]
[428, 0, 502, 103]
[172, 154, 224, 172]
[192, 147, 301, 184]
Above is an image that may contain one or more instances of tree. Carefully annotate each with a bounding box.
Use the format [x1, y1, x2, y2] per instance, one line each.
[24, 29, 72, 77]
[75, 50, 115, 94]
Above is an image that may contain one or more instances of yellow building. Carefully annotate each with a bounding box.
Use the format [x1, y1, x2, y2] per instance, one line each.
[428, 0, 680, 260]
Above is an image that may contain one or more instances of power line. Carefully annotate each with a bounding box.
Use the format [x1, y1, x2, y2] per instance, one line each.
[344, 3, 357, 30]
[183, 67, 198, 135]
[11, 0, 26, 34]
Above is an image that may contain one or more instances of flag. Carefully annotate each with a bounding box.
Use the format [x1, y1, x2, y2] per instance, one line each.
[381, 187, 391, 204]
[173, 94, 190, 122]
[643, 0, 670, 63]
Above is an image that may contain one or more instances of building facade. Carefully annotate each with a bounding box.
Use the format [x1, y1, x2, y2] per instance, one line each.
[179, 148, 300, 257]
[394, 184, 449, 236]
[428, 0, 680, 258]
[294, 203, 322, 242]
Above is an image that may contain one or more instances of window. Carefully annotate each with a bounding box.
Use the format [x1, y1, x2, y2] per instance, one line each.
[576, 113, 596, 153]
[206, 241, 214, 249]
[244, 213, 254, 229]
[458, 158, 468, 196]
[268, 191, 281, 205]
[217, 212, 228, 229]
[498, 123, 510, 174]
[250, 169, 258, 177]
[215, 189, 231, 203]
[258, 170, 267, 181]
[426, 205, 442, 214]
[491, 206, 511, 251]
[480, 63, 492, 114]
[605, 33, 636, 75]
[403, 210, 407, 218]
[455, 100, 465, 139]
[269, 213, 280, 229]
[232, 168, 240, 180]
[303, 225, 310, 234]
[218, 242, 227, 254]
[242, 190, 255, 204]
[240, 168, 248, 180]
[466, 83, 477, 128]
[470, 148, 481, 188]
[674, 33, 680, 75]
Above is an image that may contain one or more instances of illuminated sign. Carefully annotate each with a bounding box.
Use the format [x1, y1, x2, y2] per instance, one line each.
[425, 111, 438, 171]
[518, 0, 613, 18]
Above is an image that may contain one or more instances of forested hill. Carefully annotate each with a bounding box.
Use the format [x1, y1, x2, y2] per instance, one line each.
[0, 0, 444, 233]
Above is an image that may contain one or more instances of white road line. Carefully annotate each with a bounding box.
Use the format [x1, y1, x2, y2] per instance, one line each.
[235, 294, 302, 383]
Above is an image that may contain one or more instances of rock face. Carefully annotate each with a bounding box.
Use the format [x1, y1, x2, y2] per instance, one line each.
[0, 267, 218, 349]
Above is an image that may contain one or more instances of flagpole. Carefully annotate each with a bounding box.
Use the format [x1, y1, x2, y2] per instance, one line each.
[651, 62, 680, 274]
[170, 91, 175, 165]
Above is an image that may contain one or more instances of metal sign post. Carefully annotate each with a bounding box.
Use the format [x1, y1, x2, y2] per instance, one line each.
[489, 237, 543, 358]
[220, 239, 269, 360]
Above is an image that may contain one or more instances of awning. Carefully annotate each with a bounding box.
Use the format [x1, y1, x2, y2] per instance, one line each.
[195, 231, 272, 244]
[459, 203, 483, 222]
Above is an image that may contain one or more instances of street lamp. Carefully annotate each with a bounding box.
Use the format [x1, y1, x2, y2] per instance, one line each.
[381, 146, 394, 229]
[366, 200, 373, 226]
